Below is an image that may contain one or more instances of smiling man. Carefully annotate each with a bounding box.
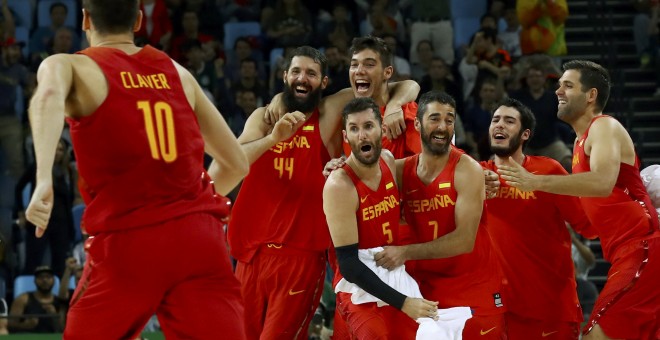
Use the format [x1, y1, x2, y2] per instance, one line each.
[482, 98, 594, 340]
[498, 60, 660, 340]
[374, 91, 505, 340]
[344, 36, 422, 158]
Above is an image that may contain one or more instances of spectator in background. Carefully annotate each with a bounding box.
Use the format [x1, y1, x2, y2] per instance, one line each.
[317, 2, 355, 52]
[58, 257, 83, 305]
[232, 58, 268, 106]
[228, 88, 259, 137]
[632, 0, 658, 68]
[135, 0, 172, 50]
[401, 0, 453, 65]
[169, 10, 217, 64]
[382, 33, 411, 81]
[518, 0, 568, 56]
[268, 45, 295, 97]
[30, 2, 81, 56]
[0, 37, 32, 181]
[265, 0, 312, 48]
[410, 39, 434, 82]
[464, 78, 501, 160]
[182, 39, 217, 105]
[218, 0, 263, 22]
[498, 6, 522, 61]
[419, 56, 463, 113]
[480, 12, 499, 31]
[360, 0, 406, 42]
[510, 64, 573, 171]
[15, 138, 75, 277]
[323, 45, 350, 96]
[171, 0, 223, 41]
[30, 27, 74, 73]
[225, 37, 266, 84]
[459, 28, 511, 103]
[1, 0, 15, 40]
[9, 266, 65, 333]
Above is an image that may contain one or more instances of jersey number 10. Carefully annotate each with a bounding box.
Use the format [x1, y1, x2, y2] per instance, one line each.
[138, 100, 178, 163]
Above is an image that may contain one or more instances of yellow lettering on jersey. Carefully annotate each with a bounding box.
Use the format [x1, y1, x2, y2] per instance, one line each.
[494, 187, 537, 200]
[120, 72, 171, 90]
[270, 136, 311, 154]
[362, 195, 399, 221]
[406, 194, 456, 213]
[438, 182, 451, 189]
[572, 153, 579, 167]
[302, 125, 314, 131]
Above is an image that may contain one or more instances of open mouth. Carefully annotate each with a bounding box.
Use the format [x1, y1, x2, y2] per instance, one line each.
[431, 134, 448, 143]
[355, 80, 370, 94]
[360, 144, 373, 152]
[294, 84, 310, 97]
[493, 132, 507, 140]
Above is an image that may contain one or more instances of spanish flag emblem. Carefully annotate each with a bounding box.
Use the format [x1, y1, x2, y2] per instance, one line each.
[385, 182, 394, 190]
[302, 125, 314, 131]
[438, 182, 451, 189]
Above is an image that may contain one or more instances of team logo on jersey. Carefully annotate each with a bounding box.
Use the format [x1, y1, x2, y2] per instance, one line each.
[438, 182, 451, 189]
[579, 139, 584, 147]
[493, 293, 503, 308]
[385, 182, 394, 190]
[302, 125, 314, 131]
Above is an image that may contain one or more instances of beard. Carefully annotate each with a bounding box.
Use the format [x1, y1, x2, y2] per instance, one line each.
[349, 139, 382, 166]
[420, 125, 452, 156]
[490, 131, 523, 157]
[282, 82, 323, 113]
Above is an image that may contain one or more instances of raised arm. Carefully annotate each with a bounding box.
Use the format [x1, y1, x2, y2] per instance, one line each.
[25, 55, 72, 237]
[182, 66, 249, 195]
[237, 106, 307, 164]
[498, 118, 630, 197]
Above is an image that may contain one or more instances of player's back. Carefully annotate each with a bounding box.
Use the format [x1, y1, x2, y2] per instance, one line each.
[66, 46, 221, 235]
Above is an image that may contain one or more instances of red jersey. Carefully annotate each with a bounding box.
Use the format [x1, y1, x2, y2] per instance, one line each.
[402, 147, 503, 315]
[332, 158, 400, 287]
[66, 46, 222, 235]
[342, 102, 421, 158]
[483, 156, 592, 322]
[228, 110, 332, 263]
[572, 115, 660, 262]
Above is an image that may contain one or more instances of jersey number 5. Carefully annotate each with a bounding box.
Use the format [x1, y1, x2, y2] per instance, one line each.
[138, 100, 178, 163]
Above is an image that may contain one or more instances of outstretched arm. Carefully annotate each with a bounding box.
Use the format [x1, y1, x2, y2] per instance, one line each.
[498, 118, 623, 197]
[26, 55, 72, 237]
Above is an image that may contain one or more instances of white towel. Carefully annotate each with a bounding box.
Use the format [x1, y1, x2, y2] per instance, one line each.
[335, 247, 472, 340]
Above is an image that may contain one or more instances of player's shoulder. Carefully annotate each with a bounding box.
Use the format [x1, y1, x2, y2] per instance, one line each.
[324, 167, 353, 193]
[524, 155, 566, 175]
[457, 152, 482, 171]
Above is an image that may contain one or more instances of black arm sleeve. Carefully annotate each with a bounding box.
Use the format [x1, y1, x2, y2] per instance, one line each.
[335, 243, 407, 310]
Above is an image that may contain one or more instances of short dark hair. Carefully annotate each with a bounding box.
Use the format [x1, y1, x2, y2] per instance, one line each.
[417, 91, 456, 121]
[285, 46, 328, 77]
[50, 2, 68, 15]
[342, 97, 382, 129]
[349, 36, 393, 68]
[497, 97, 536, 148]
[83, 0, 139, 35]
[562, 60, 611, 111]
